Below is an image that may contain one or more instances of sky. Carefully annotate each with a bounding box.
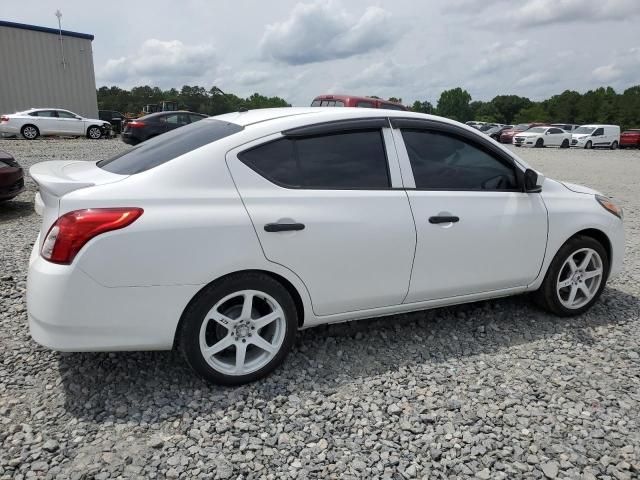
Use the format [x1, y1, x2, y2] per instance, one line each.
[1, 0, 639, 106]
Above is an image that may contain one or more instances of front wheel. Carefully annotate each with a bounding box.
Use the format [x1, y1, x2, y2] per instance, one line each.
[585, 140, 593, 149]
[535, 138, 544, 148]
[178, 272, 298, 385]
[533, 235, 609, 316]
[87, 126, 102, 139]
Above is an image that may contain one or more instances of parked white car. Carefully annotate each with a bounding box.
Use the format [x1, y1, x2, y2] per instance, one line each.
[513, 126, 572, 148]
[27, 108, 625, 385]
[571, 125, 621, 149]
[0, 108, 110, 140]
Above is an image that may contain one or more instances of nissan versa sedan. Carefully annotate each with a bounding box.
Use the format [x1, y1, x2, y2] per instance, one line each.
[27, 108, 625, 385]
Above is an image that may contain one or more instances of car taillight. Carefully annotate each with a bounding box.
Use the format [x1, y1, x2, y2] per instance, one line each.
[0, 116, 9, 123]
[127, 121, 145, 128]
[41, 208, 143, 264]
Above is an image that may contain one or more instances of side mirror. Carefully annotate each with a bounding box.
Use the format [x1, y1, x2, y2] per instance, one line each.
[524, 169, 544, 193]
[545, 131, 550, 135]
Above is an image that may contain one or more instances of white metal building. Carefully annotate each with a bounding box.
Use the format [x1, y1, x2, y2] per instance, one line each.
[0, 20, 98, 118]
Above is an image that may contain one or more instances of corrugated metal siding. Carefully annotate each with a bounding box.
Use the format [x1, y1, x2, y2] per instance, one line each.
[0, 25, 98, 118]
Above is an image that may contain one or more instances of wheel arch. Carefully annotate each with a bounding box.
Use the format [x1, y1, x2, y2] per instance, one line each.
[172, 269, 306, 349]
[572, 228, 612, 263]
[86, 124, 102, 136]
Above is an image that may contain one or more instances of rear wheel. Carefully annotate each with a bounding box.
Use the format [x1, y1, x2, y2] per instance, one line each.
[585, 140, 593, 149]
[561, 139, 570, 148]
[534, 235, 609, 316]
[610, 141, 618, 150]
[178, 272, 298, 385]
[535, 138, 544, 148]
[21, 125, 39, 140]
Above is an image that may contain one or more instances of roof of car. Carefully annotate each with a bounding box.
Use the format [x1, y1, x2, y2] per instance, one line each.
[214, 107, 439, 127]
[139, 111, 204, 119]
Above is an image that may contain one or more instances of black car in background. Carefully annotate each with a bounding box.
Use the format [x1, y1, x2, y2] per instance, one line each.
[99, 110, 126, 134]
[0, 150, 24, 201]
[121, 111, 207, 145]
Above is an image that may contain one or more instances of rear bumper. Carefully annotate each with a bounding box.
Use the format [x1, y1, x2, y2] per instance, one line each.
[27, 240, 201, 351]
[121, 133, 141, 145]
[0, 124, 20, 136]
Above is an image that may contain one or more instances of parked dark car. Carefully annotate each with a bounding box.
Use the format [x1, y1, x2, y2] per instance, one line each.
[620, 129, 640, 148]
[121, 111, 208, 145]
[487, 125, 513, 141]
[99, 110, 126, 134]
[0, 150, 24, 201]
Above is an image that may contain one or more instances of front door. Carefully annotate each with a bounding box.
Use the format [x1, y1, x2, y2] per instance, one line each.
[55, 110, 85, 135]
[393, 125, 548, 302]
[227, 126, 416, 316]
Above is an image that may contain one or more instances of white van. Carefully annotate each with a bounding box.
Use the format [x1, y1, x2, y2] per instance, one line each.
[571, 125, 621, 149]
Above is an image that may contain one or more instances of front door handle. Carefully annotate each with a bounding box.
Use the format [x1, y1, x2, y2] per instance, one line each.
[264, 223, 305, 232]
[429, 216, 459, 224]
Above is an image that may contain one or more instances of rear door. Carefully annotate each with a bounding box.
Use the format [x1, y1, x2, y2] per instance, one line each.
[226, 121, 416, 316]
[28, 110, 59, 134]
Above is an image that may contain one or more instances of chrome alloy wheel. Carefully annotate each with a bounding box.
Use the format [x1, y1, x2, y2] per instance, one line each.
[199, 290, 286, 375]
[88, 127, 102, 139]
[22, 126, 38, 139]
[556, 247, 604, 309]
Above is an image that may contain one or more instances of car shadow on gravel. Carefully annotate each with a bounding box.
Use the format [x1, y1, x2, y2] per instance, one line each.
[57, 287, 640, 424]
[0, 200, 35, 223]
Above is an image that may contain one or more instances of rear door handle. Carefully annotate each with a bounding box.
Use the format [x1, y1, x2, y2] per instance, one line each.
[264, 223, 305, 232]
[429, 216, 459, 224]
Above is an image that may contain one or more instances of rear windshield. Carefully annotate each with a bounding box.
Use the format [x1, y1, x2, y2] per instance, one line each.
[97, 119, 243, 175]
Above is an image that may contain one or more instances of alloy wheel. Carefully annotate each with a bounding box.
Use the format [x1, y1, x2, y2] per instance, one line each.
[199, 289, 286, 375]
[88, 127, 102, 139]
[556, 247, 603, 309]
[23, 126, 37, 139]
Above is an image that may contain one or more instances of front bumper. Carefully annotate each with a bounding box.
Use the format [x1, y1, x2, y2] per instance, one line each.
[27, 239, 201, 351]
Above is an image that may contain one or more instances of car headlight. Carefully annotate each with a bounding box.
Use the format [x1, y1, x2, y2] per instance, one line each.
[596, 195, 623, 219]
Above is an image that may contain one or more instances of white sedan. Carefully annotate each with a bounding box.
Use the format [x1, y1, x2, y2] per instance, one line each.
[27, 108, 625, 385]
[513, 126, 572, 148]
[0, 108, 110, 140]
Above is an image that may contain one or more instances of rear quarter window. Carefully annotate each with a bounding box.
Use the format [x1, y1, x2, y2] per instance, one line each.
[98, 119, 243, 175]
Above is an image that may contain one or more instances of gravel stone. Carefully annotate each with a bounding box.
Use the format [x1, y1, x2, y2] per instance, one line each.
[1, 140, 639, 479]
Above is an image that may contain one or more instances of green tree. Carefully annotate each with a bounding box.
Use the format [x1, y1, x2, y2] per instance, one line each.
[490, 95, 532, 124]
[513, 104, 550, 124]
[411, 100, 435, 114]
[436, 88, 472, 122]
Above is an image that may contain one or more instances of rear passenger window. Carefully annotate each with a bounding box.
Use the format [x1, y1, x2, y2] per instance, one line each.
[402, 130, 517, 190]
[356, 101, 375, 108]
[239, 130, 390, 189]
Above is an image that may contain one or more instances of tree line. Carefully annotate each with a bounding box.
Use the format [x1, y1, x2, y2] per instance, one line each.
[410, 85, 640, 129]
[96, 85, 290, 116]
[98, 84, 640, 129]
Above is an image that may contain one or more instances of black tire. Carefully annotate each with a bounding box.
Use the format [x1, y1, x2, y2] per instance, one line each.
[585, 140, 592, 149]
[533, 235, 609, 316]
[535, 138, 544, 148]
[178, 272, 298, 385]
[610, 141, 618, 150]
[87, 126, 102, 139]
[561, 139, 570, 149]
[21, 124, 39, 140]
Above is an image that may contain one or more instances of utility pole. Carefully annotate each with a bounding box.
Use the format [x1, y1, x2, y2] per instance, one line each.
[55, 9, 67, 70]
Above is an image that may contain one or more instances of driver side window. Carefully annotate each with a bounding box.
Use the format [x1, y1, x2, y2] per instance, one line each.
[401, 129, 518, 190]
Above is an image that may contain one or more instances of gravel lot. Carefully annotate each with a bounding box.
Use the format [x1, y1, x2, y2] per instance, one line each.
[1, 137, 639, 480]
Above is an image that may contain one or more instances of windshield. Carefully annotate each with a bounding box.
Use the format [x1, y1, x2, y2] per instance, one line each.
[527, 127, 546, 133]
[514, 124, 530, 130]
[479, 124, 495, 131]
[98, 119, 243, 175]
[574, 126, 595, 134]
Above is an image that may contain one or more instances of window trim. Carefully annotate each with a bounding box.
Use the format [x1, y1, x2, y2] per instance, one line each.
[390, 118, 525, 192]
[283, 118, 390, 137]
[238, 128, 394, 191]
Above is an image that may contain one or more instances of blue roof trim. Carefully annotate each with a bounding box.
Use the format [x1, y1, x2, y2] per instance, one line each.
[0, 20, 94, 40]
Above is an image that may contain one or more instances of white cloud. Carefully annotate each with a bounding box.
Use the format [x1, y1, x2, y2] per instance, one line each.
[98, 39, 217, 86]
[234, 70, 271, 86]
[473, 40, 530, 75]
[259, 1, 401, 65]
[591, 47, 640, 84]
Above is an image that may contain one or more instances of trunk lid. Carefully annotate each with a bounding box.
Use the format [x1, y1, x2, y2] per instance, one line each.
[30, 160, 127, 245]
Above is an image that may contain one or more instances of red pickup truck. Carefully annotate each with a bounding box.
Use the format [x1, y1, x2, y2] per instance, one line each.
[311, 94, 408, 111]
